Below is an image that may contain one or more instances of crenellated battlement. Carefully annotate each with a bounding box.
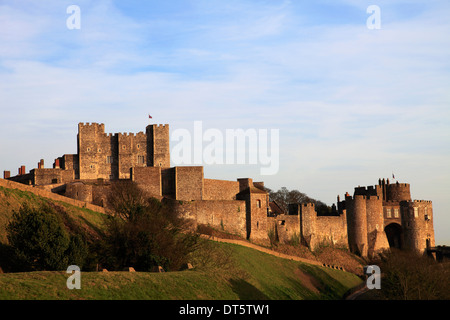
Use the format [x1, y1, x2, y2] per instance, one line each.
[78, 122, 105, 129]
[411, 200, 432, 204]
[101, 133, 115, 138]
[395, 183, 409, 187]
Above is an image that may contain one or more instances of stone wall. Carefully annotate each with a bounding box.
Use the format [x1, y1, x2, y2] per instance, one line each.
[273, 214, 300, 243]
[168, 199, 247, 238]
[131, 166, 161, 197]
[33, 168, 75, 186]
[203, 179, 240, 200]
[314, 214, 348, 248]
[65, 182, 93, 203]
[161, 167, 175, 197]
[175, 166, 203, 201]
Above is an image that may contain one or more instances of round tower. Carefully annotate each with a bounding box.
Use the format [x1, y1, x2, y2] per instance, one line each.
[401, 200, 435, 254]
[347, 195, 368, 256]
[366, 195, 390, 255]
[386, 182, 411, 202]
[366, 196, 384, 234]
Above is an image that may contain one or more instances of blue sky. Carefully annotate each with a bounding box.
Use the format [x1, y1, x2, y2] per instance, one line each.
[0, 0, 449, 244]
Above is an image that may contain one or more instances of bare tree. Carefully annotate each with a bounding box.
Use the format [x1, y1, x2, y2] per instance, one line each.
[266, 187, 330, 215]
[106, 180, 147, 220]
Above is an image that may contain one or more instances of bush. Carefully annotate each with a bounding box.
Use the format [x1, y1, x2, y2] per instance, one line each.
[6, 203, 89, 271]
[7, 204, 71, 271]
[101, 196, 199, 272]
[371, 250, 450, 300]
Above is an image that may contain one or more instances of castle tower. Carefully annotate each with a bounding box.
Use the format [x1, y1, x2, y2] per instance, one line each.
[366, 195, 390, 256]
[346, 194, 368, 256]
[146, 124, 170, 168]
[236, 178, 269, 242]
[117, 131, 147, 179]
[401, 200, 435, 254]
[386, 182, 411, 202]
[78, 123, 109, 180]
[300, 203, 317, 250]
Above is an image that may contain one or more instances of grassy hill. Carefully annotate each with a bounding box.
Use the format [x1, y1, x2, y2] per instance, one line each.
[0, 184, 363, 300]
[0, 185, 105, 244]
[0, 241, 362, 300]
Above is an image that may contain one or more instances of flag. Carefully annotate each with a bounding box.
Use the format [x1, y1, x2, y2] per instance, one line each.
[149, 114, 152, 119]
[392, 173, 395, 179]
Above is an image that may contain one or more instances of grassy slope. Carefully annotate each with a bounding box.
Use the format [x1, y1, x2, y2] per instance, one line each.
[0, 186, 105, 244]
[0, 241, 362, 300]
[0, 185, 362, 300]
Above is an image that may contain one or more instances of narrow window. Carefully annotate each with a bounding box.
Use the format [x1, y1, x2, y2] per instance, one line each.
[386, 208, 391, 218]
[414, 207, 419, 218]
[138, 155, 145, 164]
[394, 208, 399, 218]
[256, 199, 261, 208]
[107, 156, 113, 164]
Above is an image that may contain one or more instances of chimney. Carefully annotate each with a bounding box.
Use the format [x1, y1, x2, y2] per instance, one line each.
[237, 178, 253, 192]
[19, 165, 25, 175]
[38, 159, 44, 169]
[3, 171, 10, 179]
[54, 158, 60, 169]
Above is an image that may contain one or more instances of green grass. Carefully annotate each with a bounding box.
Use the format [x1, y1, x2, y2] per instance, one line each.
[0, 185, 363, 300]
[0, 186, 105, 244]
[0, 241, 362, 300]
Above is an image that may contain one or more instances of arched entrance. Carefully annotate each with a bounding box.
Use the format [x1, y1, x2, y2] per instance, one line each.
[385, 223, 403, 249]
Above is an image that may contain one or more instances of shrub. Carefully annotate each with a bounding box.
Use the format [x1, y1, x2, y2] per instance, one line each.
[101, 197, 199, 272]
[6, 203, 91, 271]
[371, 250, 450, 300]
[6, 204, 71, 271]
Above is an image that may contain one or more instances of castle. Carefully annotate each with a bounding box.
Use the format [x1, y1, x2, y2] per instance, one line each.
[3, 122, 435, 257]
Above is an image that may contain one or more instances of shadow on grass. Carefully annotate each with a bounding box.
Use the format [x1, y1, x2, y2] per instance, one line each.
[0, 242, 27, 273]
[229, 278, 270, 300]
[295, 264, 352, 300]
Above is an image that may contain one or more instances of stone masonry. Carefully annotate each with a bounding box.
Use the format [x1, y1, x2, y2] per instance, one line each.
[4, 123, 436, 255]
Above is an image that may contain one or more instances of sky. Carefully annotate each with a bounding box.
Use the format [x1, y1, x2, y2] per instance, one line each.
[0, 0, 449, 244]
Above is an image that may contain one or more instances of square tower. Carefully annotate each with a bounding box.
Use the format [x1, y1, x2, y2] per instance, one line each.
[146, 124, 170, 168]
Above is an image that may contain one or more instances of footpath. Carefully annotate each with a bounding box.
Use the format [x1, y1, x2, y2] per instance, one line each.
[200, 234, 347, 270]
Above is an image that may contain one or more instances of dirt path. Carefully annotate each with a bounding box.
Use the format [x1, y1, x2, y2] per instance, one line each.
[201, 234, 327, 268]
